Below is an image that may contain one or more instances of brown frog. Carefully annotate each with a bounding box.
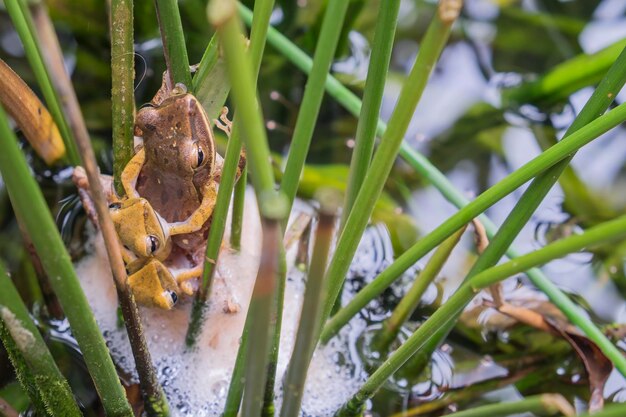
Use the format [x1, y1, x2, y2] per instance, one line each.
[118, 83, 243, 299]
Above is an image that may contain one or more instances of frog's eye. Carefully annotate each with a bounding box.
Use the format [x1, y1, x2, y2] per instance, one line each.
[109, 202, 122, 210]
[168, 291, 178, 305]
[147, 235, 160, 255]
[193, 143, 208, 169]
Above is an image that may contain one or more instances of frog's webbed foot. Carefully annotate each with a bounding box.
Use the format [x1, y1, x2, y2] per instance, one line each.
[173, 266, 202, 295]
[167, 181, 218, 236]
[72, 166, 120, 228]
[127, 259, 179, 310]
[213, 107, 246, 183]
[214, 107, 232, 138]
[120, 147, 145, 199]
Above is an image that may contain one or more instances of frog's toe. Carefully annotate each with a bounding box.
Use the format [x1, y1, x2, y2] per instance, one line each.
[179, 281, 195, 296]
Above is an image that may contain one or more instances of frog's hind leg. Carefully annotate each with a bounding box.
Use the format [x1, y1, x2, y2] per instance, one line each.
[120, 147, 146, 198]
[167, 181, 217, 236]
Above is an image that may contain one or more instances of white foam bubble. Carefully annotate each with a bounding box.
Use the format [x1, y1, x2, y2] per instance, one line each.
[74, 190, 365, 416]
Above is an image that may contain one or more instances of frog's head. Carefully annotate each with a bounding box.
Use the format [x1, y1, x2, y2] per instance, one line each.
[109, 198, 170, 260]
[135, 92, 215, 178]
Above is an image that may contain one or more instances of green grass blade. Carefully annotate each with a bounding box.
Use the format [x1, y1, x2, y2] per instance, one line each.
[321, 100, 626, 342]
[279, 0, 350, 214]
[155, 0, 192, 87]
[0, 265, 82, 417]
[321, 0, 462, 329]
[0, 104, 133, 417]
[341, 0, 400, 229]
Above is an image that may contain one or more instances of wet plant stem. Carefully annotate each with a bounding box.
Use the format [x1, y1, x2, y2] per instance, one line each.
[321, 99, 626, 343]
[436, 394, 574, 417]
[253, 7, 626, 378]
[186, 0, 275, 347]
[279, 0, 350, 216]
[154, 0, 192, 87]
[280, 193, 338, 417]
[341, 0, 400, 229]
[372, 226, 466, 353]
[4, 0, 80, 165]
[109, 0, 135, 194]
[0, 104, 133, 417]
[321, 0, 461, 332]
[339, 213, 626, 415]
[0, 263, 81, 417]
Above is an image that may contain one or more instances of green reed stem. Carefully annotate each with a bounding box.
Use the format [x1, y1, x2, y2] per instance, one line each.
[243, 4, 626, 380]
[0, 104, 133, 417]
[280, 191, 339, 417]
[110, 0, 135, 195]
[231, 166, 247, 249]
[261, 244, 286, 417]
[209, 2, 287, 416]
[579, 403, 626, 417]
[373, 226, 466, 353]
[0, 321, 48, 416]
[4, 0, 80, 165]
[154, 0, 192, 87]
[0, 264, 81, 417]
[279, 0, 349, 215]
[321, 0, 461, 331]
[339, 213, 626, 415]
[186, 0, 275, 347]
[321, 100, 626, 343]
[341, 0, 400, 229]
[223, 316, 250, 417]
[437, 394, 574, 417]
[407, 44, 626, 377]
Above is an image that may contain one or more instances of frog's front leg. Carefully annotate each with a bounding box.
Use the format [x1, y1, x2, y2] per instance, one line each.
[167, 181, 218, 236]
[173, 266, 203, 295]
[120, 147, 146, 198]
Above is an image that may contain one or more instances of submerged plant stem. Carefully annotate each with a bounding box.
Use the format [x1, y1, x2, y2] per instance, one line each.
[432, 394, 574, 417]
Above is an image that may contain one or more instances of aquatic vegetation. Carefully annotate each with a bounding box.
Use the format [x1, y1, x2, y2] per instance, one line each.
[1, 0, 626, 416]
